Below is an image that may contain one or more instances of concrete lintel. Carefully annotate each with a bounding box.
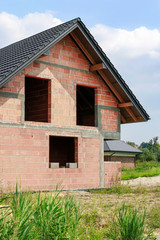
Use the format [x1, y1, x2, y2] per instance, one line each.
[97, 105, 118, 111]
[0, 122, 100, 138]
[35, 60, 95, 75]
[0, 91, 24, 99]
[101, 131, 120, 140]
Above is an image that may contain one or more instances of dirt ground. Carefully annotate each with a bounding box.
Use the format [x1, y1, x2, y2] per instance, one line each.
[64, 176, 160, 238]
[121, 175, 160, 187]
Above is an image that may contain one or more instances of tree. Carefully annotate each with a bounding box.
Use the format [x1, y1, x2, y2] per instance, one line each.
[126, 141, 136, 147]
[138, 137, 160, 162]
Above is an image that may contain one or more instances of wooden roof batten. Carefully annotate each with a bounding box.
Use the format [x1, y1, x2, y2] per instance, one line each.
[71, 31, 138, 122]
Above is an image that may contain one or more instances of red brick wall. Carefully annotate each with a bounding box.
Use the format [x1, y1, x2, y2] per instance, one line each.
[0, 75, 24, 94]
[0, 126, 100, 191]
[104, 162, 121, 187]
[104, 155, 135, 169]
[101, 109, 117, 131]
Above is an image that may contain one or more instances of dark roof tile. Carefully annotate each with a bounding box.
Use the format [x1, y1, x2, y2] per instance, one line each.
[104, 140, 142, 154]
[0, 18, 79, 85]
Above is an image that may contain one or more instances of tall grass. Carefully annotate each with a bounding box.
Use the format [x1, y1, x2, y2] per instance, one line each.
[0, 186, 81, 240]
[109, 202, 152, 240]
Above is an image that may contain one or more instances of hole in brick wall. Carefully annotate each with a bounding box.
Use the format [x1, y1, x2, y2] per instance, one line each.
[76, 85, 95, 126]
[49, 136, 77, 168]
[25, 77, 50, 122]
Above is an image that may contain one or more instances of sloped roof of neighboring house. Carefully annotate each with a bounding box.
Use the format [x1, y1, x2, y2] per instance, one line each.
[104, 140, 142, 154]
[0, 17, 150, 123]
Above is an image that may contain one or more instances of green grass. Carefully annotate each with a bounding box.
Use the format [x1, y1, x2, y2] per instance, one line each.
[121, 161, 160, 180]
[0, 185, 82, 240]
[89, 184, 160, 195]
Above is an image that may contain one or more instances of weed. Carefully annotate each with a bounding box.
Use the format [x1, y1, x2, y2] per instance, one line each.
[108, 202, 152, 240]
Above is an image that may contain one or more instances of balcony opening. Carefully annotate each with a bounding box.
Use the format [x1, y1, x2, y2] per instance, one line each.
[76, 85, 95, 126]
[25, 77, 50, 122]
[49, 136, 77, 168]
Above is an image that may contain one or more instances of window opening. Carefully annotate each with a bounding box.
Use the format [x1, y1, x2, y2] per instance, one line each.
[25, 77, 50, 122]
[49, 136, 76, 168]
[76, 85, 95, 126]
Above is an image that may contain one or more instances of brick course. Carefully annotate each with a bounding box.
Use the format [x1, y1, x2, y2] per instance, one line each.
[104, 162, 121, 187]
[104, 155, 135, 169]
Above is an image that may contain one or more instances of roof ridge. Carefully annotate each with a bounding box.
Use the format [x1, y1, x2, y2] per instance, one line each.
[0, 17, 81, 52]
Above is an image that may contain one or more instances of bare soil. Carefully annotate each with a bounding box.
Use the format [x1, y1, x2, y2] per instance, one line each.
[64, 176, 160, 237]
[121, 175, 160, 187]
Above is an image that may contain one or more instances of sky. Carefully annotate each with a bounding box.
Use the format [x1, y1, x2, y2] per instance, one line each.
[0, 0, 160, 145]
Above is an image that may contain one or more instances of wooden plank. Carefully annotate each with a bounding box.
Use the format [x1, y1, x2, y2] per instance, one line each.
[120, 114, 127, 123]
[118, 102, 132, 108]
[90, 63, 105, 72]
[126, 107, 137, 122]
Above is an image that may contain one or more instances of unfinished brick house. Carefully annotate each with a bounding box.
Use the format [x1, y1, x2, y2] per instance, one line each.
[0, 18, 149, 191]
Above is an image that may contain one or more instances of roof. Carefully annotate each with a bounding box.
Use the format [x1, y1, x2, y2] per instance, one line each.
[0, 17, 150, 123]
[104, 140, 142, 154]
[0, 18, 79, 87]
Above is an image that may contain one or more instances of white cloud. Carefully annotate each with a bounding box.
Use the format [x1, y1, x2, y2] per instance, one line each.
[0, 12, 62, 48]
[90, 24, 160, 58]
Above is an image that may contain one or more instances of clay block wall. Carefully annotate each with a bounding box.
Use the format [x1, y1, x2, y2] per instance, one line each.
[104, 162, 121, 187]
[0, 126, 100, 192]
[101, 109, 117, 131]
[0, 97, 21, 123]
[104, 155, 135, 169]
[0, 35, 120, 191]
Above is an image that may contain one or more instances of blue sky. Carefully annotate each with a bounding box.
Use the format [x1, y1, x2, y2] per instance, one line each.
[0, 0, 160, 144]
[1, 0, 160, 29]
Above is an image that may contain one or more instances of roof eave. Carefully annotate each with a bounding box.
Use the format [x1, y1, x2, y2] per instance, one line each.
[76, 21, 150, 121]
[104, 150, 142, 154]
